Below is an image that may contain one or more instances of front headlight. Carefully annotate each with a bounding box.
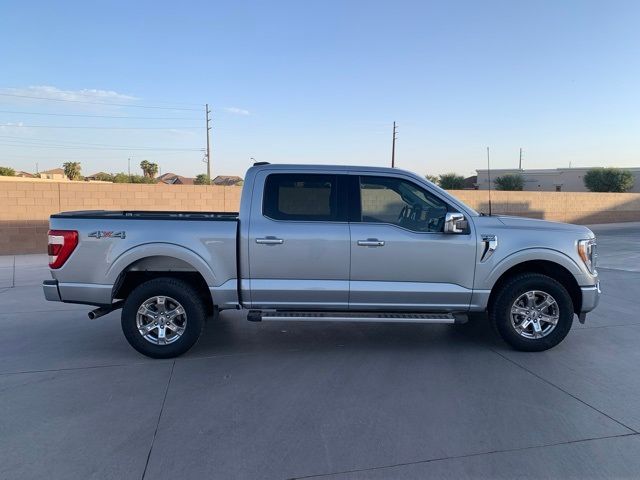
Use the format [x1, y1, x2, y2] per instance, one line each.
[578, 238, 597, 274]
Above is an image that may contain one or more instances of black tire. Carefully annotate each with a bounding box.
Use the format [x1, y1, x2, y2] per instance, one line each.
[121, 277, 206, 358]
[490, 273, 574, 352]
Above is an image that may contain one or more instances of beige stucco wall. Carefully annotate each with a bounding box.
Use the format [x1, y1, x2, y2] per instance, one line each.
[476, 168, 640, 193]
[450, 190, 640, 224]
[1, 180, 639, 254]
[0, 181, 242, 255]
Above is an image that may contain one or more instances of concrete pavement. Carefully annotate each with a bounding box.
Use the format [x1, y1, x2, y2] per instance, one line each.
[1, 223, 639, 479]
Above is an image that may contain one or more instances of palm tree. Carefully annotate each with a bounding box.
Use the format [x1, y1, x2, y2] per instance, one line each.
[63, 162, 81, 180]
[140, 160, 159, 178]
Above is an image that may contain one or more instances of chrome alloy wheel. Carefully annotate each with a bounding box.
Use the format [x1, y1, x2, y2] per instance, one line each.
[510, 290, 559, 339]
[136, 296, 187, 345]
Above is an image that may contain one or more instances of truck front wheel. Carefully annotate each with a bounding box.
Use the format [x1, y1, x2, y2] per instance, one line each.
[490, 273, 574, 351]
[121, 277, 206, 358]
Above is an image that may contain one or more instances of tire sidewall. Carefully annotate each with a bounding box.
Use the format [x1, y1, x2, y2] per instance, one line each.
[492, 274, 574, 351]
[121, 278, 205, 358]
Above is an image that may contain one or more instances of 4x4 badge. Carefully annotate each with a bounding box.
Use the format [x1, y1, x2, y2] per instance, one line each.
[89, 231, 126, 239]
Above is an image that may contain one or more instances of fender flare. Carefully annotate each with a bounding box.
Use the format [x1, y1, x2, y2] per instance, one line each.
[105, 242, 217, 286]
[483, 247, 584, 291]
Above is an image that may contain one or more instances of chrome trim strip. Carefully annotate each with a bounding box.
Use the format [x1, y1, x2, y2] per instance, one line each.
[480, 234, 498, 262]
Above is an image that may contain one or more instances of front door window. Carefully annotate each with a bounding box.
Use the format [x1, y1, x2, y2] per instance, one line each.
[360, 176, 448, 232]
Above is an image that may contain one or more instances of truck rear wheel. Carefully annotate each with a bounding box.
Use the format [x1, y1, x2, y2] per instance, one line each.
[490, 273, 574, 351]
[121, 277, 206, 358]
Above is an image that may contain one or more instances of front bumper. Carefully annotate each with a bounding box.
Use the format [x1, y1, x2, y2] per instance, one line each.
[580, 281, 601, 313]
[43, 280, 62, 302]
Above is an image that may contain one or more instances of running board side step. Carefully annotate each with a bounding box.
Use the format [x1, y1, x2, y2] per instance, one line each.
[247, 310, 467, 324]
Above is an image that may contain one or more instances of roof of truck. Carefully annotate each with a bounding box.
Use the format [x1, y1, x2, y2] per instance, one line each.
[249, 163, 411, 174]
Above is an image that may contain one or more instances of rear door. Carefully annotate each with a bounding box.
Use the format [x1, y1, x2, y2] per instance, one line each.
[247, 171, 351, 309]
[349, 174, 476, 311]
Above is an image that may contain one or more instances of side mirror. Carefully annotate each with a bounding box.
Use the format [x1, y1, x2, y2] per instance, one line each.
[444, 212, 468, 234]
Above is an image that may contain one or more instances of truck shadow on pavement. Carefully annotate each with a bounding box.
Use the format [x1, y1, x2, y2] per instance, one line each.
[186, 311, 502, 359]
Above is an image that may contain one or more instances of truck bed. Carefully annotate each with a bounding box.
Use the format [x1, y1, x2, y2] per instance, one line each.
[47, 210, 239, 308]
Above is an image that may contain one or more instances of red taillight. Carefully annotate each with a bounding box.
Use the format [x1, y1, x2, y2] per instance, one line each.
[47, 230, 78, 269]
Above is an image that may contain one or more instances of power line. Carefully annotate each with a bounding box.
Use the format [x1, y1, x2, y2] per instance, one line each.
[0, 124, 199, 129]
[0, 134, 194, 148]
[0, 135, 203, 151]
[23, 89, 204, 107]
[0, 110, 201, 120]
[19, 89, 204, 107]
[0, 92, 202, 111]
[0, 142, 203, 152]
[2, 152, 200, 160]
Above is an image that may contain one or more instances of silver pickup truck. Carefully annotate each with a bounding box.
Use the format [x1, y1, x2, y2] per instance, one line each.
[43, 163, 600, 358]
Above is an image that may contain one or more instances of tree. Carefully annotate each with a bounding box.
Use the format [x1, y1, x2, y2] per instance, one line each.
[494, 173, 524, 191]
[140, 160, 159, 178]
[92, 172, 114, 182]
[113, 172, 156, 184]
[194, 174, 211, 185]
[0, 166, 15, 176]
[133, 174, 156, 184]
[584, 168, 634, 193]
[112, 172, 131, 183]
[425, 174, 439, 184]
[63, 162, 82, 180]
[438, 173, 465, 190]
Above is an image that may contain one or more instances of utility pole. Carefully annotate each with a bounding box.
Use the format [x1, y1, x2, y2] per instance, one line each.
[128, 157, 131, 181]
[487, 147, 492, 215]
[391, 121, 398, 168]
[205, 104, 212, 179]
[519, 148, 523, 170]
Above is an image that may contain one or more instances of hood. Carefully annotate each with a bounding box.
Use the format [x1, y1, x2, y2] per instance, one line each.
[495, 215, 594, 238]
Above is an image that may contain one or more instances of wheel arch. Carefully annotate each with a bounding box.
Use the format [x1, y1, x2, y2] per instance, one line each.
[106, 243, 217, 285]
[109, 245, 216, 314]
[487, 259, 582, 314]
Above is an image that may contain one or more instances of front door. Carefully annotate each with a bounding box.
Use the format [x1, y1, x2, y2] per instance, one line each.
[349, 175, 476, 311]
[247, 172, 350, 309]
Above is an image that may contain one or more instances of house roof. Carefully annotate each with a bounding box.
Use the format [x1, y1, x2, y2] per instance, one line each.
[159, 174, 194, 185]
[156, 172, 177, 181]
[171, 175, 194, 185]
[212, 175, 243, 186]
[41, 168, 65, 174]
[463, 175, 477, 189]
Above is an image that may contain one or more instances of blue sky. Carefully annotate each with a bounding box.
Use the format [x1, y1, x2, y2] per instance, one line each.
[1, 0, 639, 178]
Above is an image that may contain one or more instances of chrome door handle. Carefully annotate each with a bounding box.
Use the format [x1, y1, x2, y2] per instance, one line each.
[357, 239, 385, 247]
[256, 237, 284, 245]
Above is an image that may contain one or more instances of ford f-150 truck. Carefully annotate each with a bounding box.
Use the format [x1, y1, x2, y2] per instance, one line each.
[43, 163, 600, 358]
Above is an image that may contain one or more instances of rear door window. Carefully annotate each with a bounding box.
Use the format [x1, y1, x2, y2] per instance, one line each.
[263, 173, 341, 221]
